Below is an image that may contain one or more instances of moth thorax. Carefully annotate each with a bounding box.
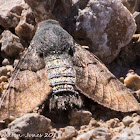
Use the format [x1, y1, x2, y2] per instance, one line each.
[45, 54, 83, 110]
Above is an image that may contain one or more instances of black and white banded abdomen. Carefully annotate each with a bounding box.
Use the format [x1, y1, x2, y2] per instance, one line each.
[45, 54, 82, 110]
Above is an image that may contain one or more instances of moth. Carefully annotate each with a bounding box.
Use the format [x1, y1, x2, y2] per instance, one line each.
[0, 20, 139, 121]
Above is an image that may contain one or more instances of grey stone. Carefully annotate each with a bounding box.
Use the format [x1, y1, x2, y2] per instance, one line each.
[8, 113, 51, 139]
[74, 0, 136, 64]
[0, 128, 18, 140]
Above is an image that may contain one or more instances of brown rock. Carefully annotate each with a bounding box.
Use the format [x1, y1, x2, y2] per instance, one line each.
[15, 6, 36, 43]
[0, 30, 24, 57]
[124, 70, 140, 90]
[69, 110, 92, 126]
[24, 0, 55, 22]
[0, 76, 8, 83]
[57, 126, 77, 140]
[24, 0, 73, 28]
[0, 0, 25, 28]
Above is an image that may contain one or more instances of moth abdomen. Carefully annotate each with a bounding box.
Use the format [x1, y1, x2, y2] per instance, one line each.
[45, 54, 83, 110]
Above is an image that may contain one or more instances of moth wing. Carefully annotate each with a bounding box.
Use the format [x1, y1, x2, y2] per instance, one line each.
[0, 43, 52, 121]
[73, 45, 140, 112]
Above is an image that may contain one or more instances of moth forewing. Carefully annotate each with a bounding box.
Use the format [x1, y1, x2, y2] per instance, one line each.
[0, 43, 52, 121]
[73, 45, 140, 112]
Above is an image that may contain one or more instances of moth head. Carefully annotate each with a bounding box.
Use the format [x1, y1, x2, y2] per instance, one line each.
[36, 19, 76, 58]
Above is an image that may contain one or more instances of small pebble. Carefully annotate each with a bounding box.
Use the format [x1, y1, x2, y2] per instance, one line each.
[1, 82, 8, 90]
[6, 65, 14, 73]
[89, 118, 100, 127]
[107, 118, 120, 128]
[0, 67, 7, 77]
[129, 122, 135, 128]
[132, 113, 138, 117]
[7, 72, 11, 77]
[123, 116, 133, 126]
[80, 125, 88, 130]
[119, 77, 124, 83]
[0, 76, 8, 83]
[133, 116, 140, 123]
[2, 59, 10, 66]
[124, 70, 140, 90]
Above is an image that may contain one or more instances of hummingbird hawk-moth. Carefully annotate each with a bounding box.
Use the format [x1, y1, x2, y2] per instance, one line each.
[0, 20, 139, 121]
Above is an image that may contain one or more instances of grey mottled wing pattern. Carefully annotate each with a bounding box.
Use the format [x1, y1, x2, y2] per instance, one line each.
[0, 42, 52, 121]
[73, 45, 140, 112]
